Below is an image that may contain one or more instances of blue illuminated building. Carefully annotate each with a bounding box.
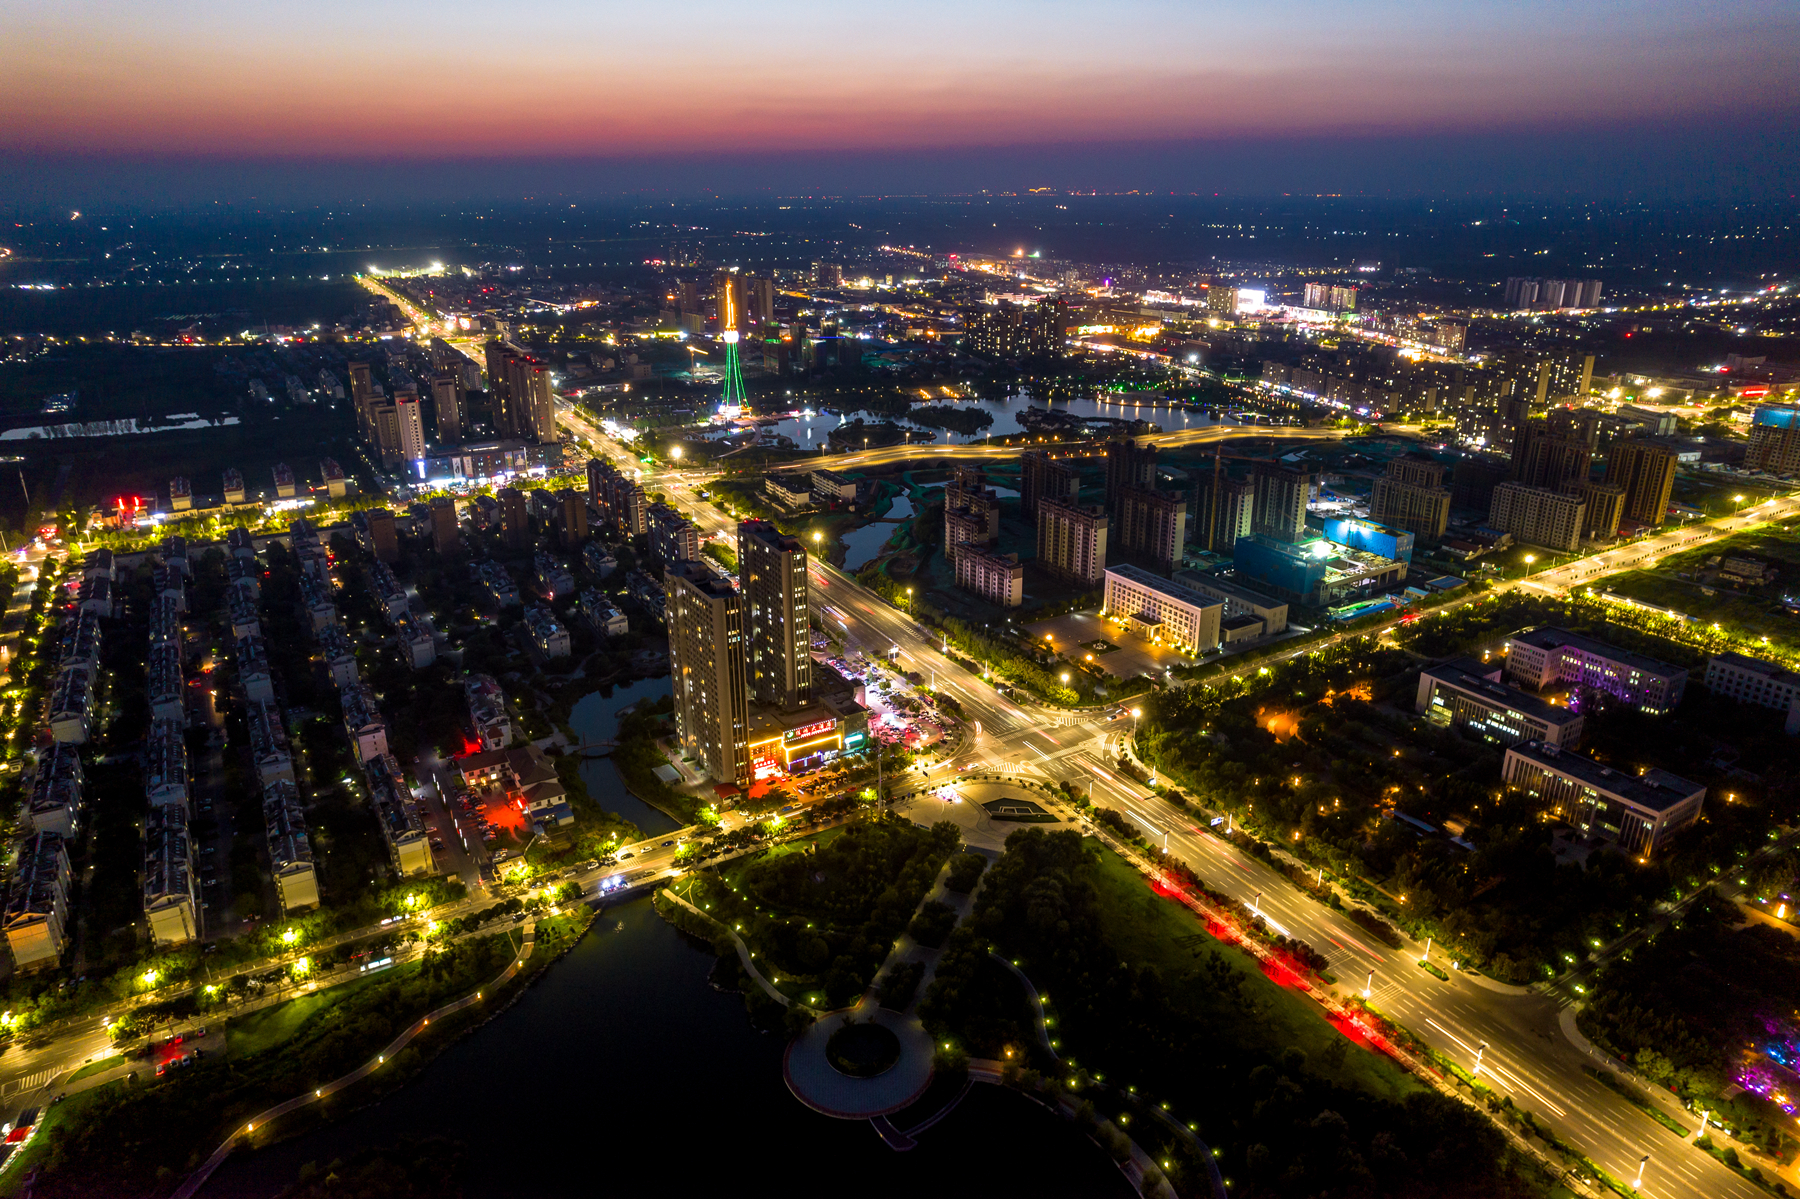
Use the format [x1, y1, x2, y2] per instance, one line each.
[1231, 534, 1330, 604]
[1320, 516, 1414, 564]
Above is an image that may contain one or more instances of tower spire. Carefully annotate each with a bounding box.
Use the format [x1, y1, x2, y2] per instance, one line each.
[718, 272, 749, 417]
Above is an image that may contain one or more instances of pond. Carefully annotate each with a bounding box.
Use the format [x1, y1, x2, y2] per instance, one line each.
[201, 889, 1132, 1198]
[566, 676, 682, 837]
[839, 494, 915, 573]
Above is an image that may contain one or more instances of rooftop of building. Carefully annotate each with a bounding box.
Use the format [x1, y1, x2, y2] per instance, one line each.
[1507, 741, 1703, 813]
[1509, 626, 1686, 679]
[669, 560, 739, 598]
[1171, 568, 1284, 610]
[1105, 563, 1224, 607]
[5, 832, 68, 920]
[1423, 658, 1583, 727]
[1709, 651, 1800, 686]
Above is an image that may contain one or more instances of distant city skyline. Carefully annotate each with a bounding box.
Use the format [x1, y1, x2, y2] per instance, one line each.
[2, 0, 1797, 203]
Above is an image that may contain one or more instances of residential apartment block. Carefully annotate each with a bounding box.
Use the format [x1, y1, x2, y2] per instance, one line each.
[1036, 498, 1108, 585]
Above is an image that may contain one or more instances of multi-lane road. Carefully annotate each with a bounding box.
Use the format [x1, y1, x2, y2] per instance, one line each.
[553, 407, 1793, 1198]
[3, 386, 1773, 1194]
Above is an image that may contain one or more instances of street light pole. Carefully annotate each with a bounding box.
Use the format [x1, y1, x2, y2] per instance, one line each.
[1633, 1156, 1648, 1189]
[1473, 1041, 1486, 1078]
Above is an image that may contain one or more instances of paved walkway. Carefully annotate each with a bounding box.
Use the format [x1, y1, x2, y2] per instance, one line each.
[893, 782, 1058, 855]
[659, 890, 805, 1011]
[783, 1003, 934, 1119]
[783, 860, 969, 1120]
[171, 922, 540, 1199]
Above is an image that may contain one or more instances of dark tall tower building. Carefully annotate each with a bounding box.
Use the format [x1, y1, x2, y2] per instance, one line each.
[556, 489, 589, 549]
[1112, 488, 1187, 572]
[431, 371, 464, 444]
[1021, 449, 1081, 519]
[665, 562, 749, 787]
[1250, 462, 1312, 542]
[483, 339, 513, 432]
[1104, 441, 1157, 519]
[503, 351, 557, 444]
[497, 487, 529, 549]
[738, 521, 812, 711]
[1518, 435, 1591, 492]
[429, 496, 459, 555]
[1603, 440, 1678, 527]
[1192, 474, 1254, 552]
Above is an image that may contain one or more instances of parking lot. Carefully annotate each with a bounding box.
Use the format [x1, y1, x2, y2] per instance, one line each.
[1026, 609, 1194, 681]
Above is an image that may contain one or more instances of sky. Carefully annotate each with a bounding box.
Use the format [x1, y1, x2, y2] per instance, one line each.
[2, 0, 1798, 201]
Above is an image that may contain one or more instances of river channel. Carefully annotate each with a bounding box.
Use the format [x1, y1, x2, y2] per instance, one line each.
[200, 680, 1133, 1198]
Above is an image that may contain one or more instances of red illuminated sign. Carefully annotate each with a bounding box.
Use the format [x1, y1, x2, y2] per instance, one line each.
[785, 719, 836, 740]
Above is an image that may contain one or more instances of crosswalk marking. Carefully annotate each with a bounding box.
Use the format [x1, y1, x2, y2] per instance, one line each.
[3, 1068, 59, 1096]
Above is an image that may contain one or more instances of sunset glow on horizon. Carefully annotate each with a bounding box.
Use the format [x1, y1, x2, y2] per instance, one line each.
[5, 0, 1797, 159]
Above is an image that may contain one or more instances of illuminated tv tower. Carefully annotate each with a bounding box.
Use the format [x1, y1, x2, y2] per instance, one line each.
[717, 273, 749, 419]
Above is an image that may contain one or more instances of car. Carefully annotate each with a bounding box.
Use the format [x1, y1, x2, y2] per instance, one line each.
[155, 1063, 167, 1078]
[618, 851, 634, 859]
[660, 840, 675, 847]
[168, 1034, 183, 1046]
[195, 1027, 207, 1038]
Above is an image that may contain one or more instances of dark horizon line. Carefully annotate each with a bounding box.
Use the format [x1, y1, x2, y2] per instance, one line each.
[3, 116, 1796, 212]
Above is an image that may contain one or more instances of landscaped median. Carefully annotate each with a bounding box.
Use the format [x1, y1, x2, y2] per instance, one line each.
[2, 907, 596, 1199]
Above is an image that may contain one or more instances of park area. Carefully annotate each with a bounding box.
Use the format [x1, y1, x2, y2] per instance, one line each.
[668, 815, 963, 1013]
[920, 829, 1539, 1198]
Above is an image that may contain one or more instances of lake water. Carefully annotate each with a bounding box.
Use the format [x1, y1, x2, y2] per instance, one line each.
[566, 677, 682, 837]
[756, 391, 1232, 448]
[199, 676, 1133, 1199]
[840, 494, 915, 573]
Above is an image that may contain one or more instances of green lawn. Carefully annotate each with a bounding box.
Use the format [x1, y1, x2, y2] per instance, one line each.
[0, 1082, 118, 1196]
[1087, 844, 1424, 1105]
[65, 1054, 128, 1085]
[1601, 566, 1800, 656]
[227, 975, 384, 1060]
